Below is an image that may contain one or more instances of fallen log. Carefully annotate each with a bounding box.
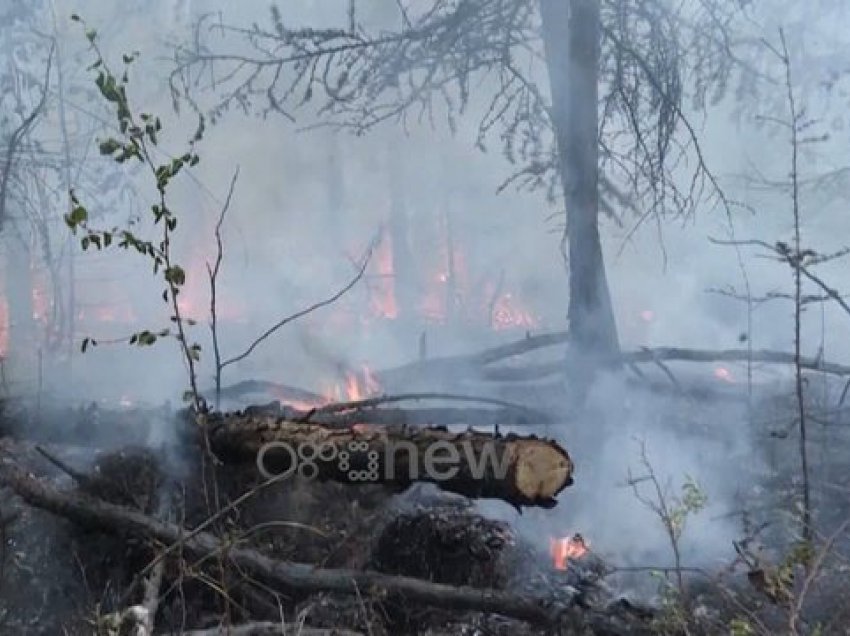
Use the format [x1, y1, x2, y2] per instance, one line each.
[387, 342, 850, 384]
[201, 411, 573, 508]
[623, 347, 850, 376]
[0, 460, 562, 625]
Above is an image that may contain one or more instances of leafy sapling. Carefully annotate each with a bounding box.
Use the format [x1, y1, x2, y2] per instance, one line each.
[65, 16, 205, 411]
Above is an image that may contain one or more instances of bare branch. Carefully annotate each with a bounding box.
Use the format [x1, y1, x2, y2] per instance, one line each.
[220, 247, 373, 371]
[207, 167, 240, 408]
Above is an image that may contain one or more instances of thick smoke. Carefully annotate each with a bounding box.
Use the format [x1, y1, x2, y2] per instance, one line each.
[1, 0, 848, 584]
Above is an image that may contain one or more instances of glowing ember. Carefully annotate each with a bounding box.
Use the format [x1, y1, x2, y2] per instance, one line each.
[491, 293, 538, 331]
[549, 533, 589, 570]
[713, 366, 734, 383]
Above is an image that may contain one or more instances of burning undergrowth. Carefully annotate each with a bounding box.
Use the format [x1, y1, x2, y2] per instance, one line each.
[2, 360, 850, 635]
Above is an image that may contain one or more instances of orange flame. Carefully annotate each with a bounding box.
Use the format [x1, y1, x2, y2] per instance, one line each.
[324, 366, 382, 403]
[369, 232, 398, 320]
[491, 293, 538, 331]
[549, 534, 589, 570]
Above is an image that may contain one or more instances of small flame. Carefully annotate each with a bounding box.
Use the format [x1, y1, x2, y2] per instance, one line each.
[324, 366, 383, 403]
[713, 366, 734, 383]
[549, 534, 589, 570]
[369, 232, 398, 320]
[491, 293, 538, 331]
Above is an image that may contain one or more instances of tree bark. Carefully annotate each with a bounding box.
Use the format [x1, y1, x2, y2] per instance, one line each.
[0, 460, 561, 626]
[202, 412, 573, 508]
[539, 0, 620, 359]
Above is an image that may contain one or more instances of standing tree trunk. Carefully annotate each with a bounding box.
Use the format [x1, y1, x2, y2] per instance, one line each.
[386, 139, 416, 323]
[539, 0, 619, 361]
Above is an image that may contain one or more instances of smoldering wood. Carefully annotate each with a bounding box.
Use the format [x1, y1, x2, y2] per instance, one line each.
[0, 460, 562, 626]
[200, 410, 573, 508]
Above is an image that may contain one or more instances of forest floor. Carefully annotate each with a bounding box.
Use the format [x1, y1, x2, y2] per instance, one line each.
[1, 362, 849, 635]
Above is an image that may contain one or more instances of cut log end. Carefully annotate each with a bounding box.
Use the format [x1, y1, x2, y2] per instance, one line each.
[200, 411, 575, 509]
[512, 440, 573, 505]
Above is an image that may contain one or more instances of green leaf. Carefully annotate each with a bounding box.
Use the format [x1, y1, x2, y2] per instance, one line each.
[65, 205, 88, 228]
[135, 330, 157, 346]
[98, 138, 121, 155]
[165, 265, 186, 286]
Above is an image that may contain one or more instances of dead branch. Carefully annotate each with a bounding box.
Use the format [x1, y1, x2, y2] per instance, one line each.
[165, 623, 361, 636]
[0, 460, 562, 626]
[622, 347, 850, 376]
[208, 167, 241, 409]
[379, 339, 850, 386]
[0, 42, 54, 231]
[219, 247, 373, 371]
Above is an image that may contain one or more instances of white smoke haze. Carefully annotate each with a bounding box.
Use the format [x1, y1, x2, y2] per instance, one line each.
[2, 0, 850, 601]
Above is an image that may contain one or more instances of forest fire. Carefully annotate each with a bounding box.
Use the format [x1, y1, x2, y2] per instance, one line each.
[549, 533, 589, 571]
[323, 366, 382, 403]
[490, 292, 539, 331]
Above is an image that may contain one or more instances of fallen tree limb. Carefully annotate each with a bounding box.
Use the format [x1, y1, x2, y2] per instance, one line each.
[377, 332, 569, 386]
[0, 461, 561, 625]
[395, 344, 850, 384]
[622, 348, 850, 376]
[166, 622, 362, 636]
[202, 412, 573, 508]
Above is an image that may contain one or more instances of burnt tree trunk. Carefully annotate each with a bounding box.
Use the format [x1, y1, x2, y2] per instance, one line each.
[202, 412, 573, 508]
[539, 0, 620, 360]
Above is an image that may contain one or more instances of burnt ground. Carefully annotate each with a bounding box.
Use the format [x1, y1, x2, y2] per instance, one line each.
[1, 371, 850, 635]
